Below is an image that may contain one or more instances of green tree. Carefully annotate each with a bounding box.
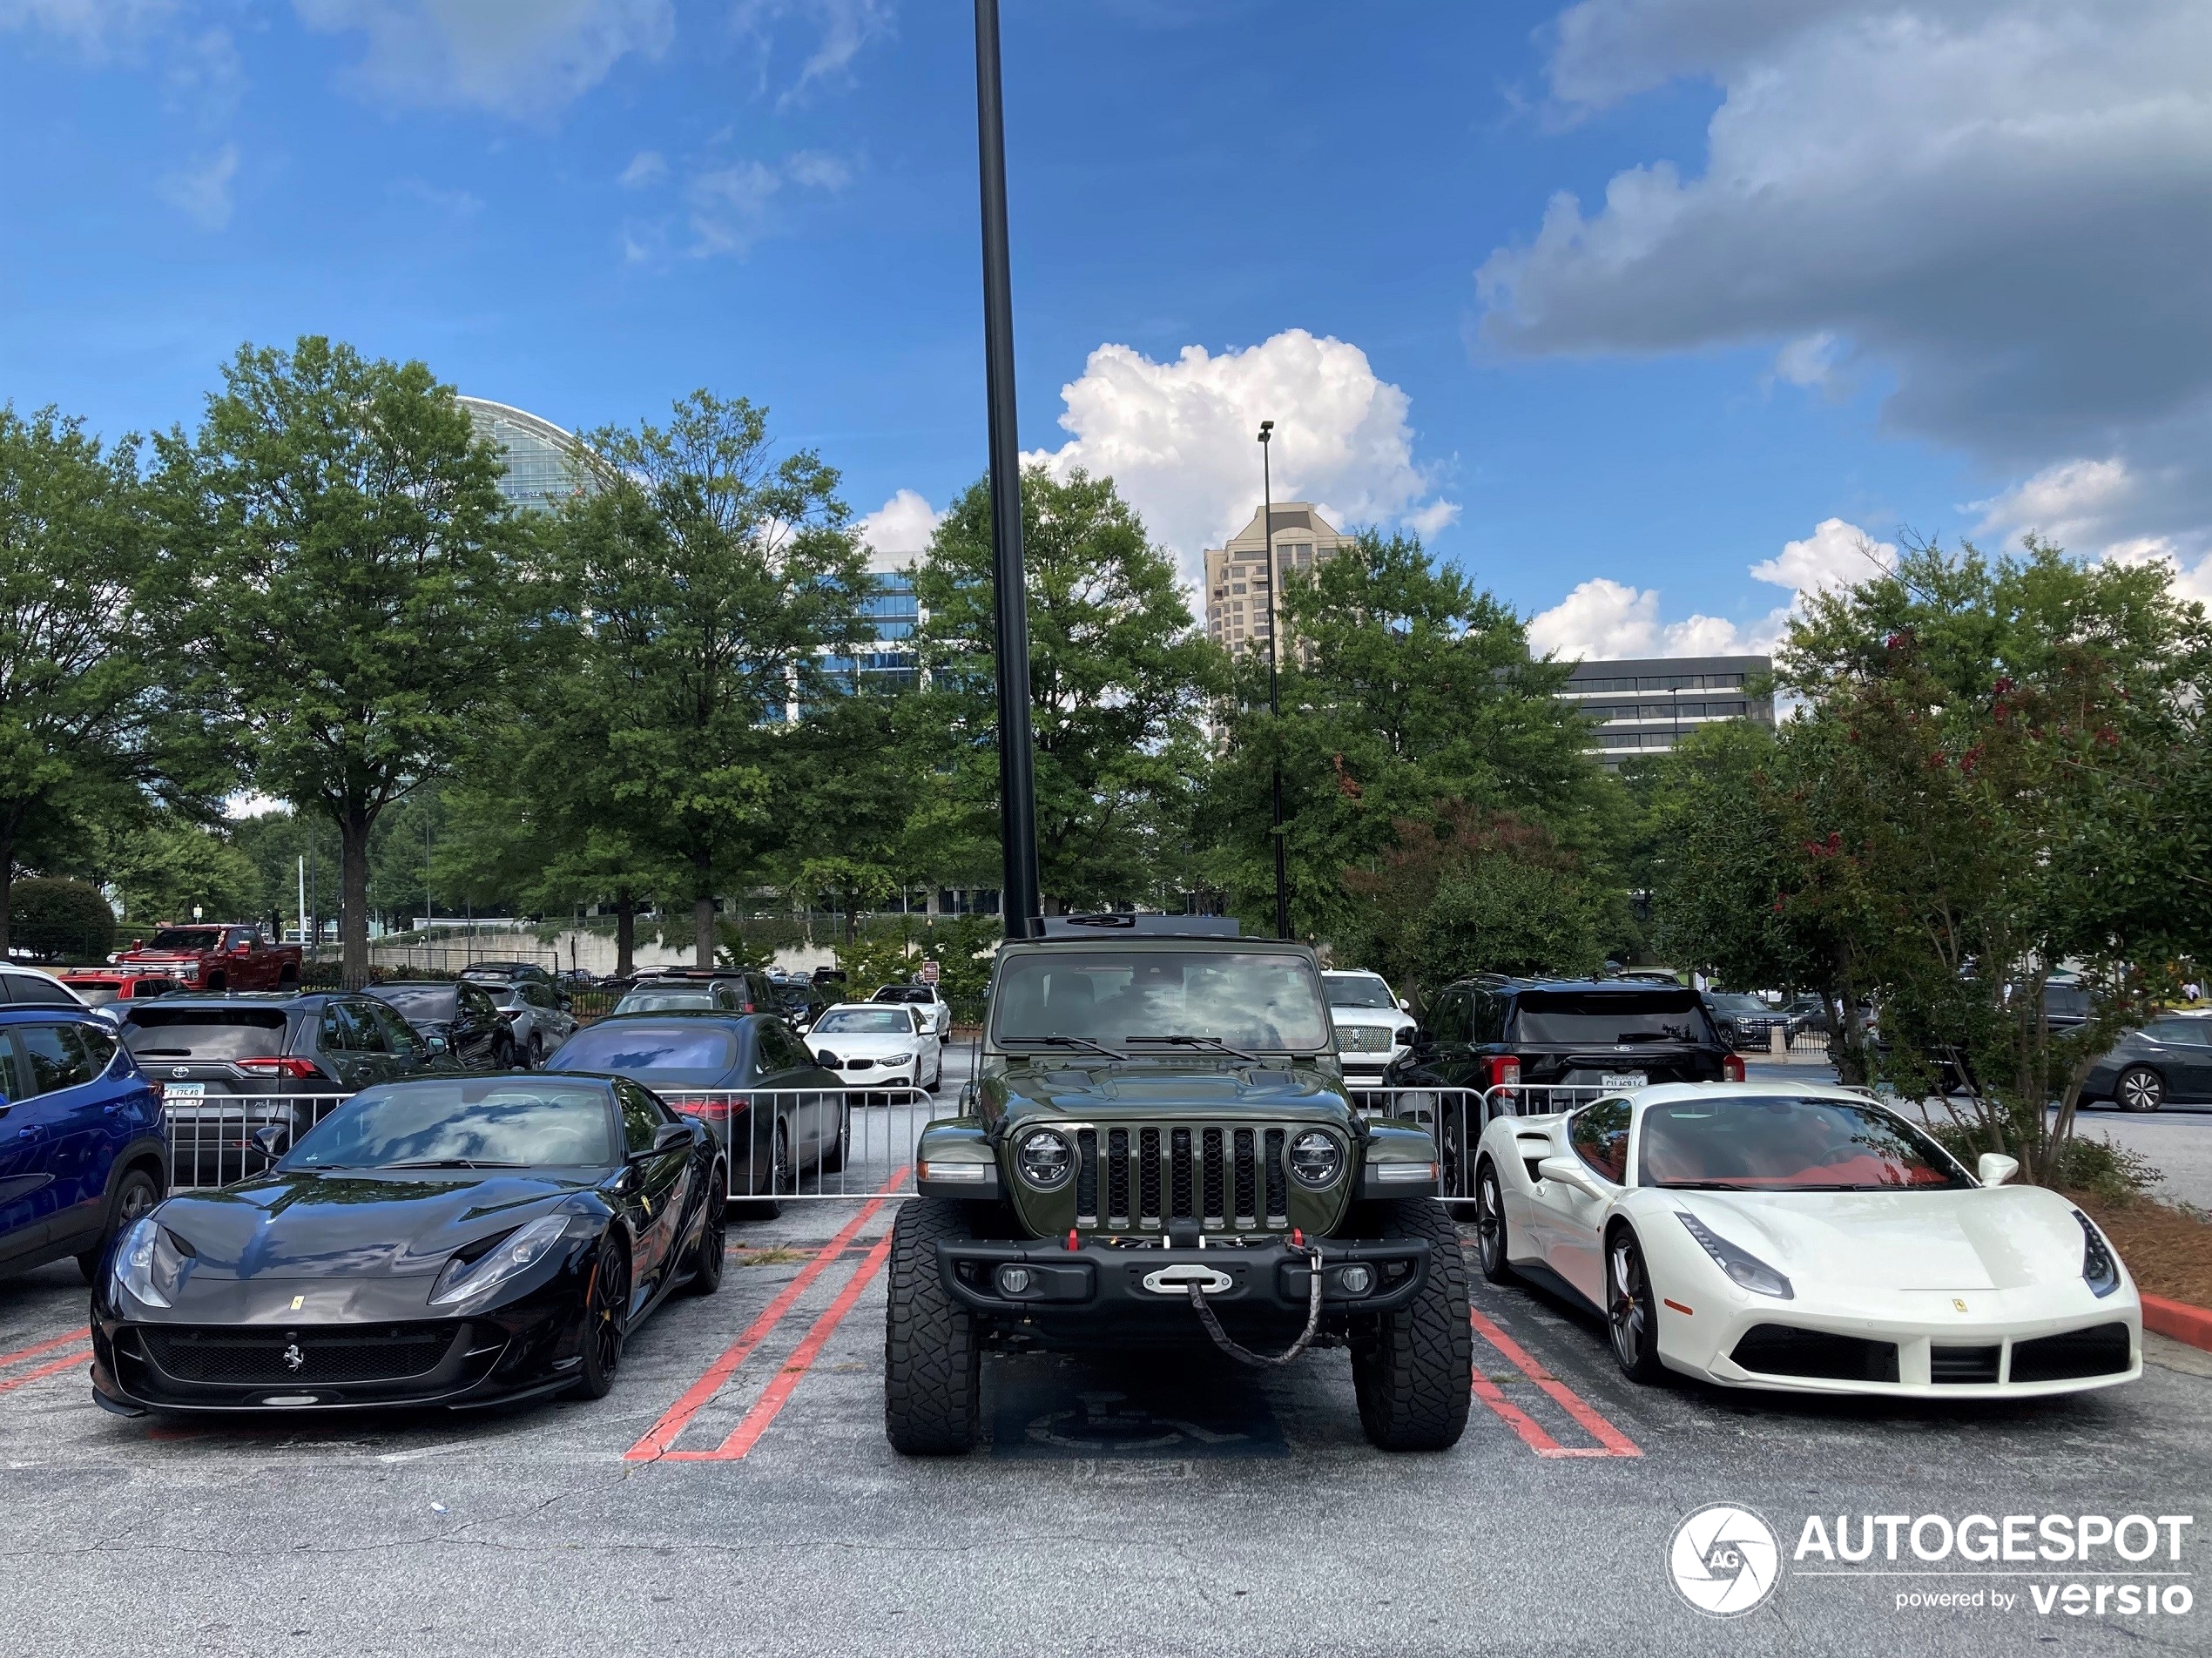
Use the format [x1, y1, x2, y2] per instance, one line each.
[0, 406, 175, 954]
[156, 339, 527, 985]
[6, 877, 116, 962]
[915, 465, 1222, 913]
[543, 392, 872, 967]
[1204, 529, 1611, 943]
[99, 815, 266, 928]
[1342, 805, 1608, 1000]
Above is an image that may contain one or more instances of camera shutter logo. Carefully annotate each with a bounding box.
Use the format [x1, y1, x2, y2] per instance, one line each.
[1669, 1504, 1781, 1616]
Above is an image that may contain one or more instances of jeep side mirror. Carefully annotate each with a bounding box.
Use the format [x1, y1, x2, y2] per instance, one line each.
[1977, 1153, 2019, 1186]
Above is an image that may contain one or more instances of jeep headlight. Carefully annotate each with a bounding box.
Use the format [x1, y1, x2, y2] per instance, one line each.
[1015, 1129, 1074, 1190]
[1287, 1130, 1344, 1190]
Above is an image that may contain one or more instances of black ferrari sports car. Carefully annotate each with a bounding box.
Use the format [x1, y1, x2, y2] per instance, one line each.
[89, 1073, 727, 1414]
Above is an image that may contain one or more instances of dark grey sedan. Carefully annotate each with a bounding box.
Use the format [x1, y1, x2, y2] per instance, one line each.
[2080, 1013, 2212, 1111]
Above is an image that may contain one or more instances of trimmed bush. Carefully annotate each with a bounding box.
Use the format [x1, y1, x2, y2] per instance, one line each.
[9, 878, 117, 963]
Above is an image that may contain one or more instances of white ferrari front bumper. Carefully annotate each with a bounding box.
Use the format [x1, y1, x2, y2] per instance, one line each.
[1674, 1295, 2142, 1399]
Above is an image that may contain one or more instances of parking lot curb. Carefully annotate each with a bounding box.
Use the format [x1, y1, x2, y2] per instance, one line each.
[2141, 1293, 2212, 1353]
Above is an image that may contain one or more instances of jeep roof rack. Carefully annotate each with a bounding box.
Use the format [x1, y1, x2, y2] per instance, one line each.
[1039, 913, 1243, 939]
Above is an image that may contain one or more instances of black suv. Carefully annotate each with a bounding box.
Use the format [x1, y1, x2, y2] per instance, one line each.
[116, 992, 439, 1185]
[1386, 978, 1739, 1169]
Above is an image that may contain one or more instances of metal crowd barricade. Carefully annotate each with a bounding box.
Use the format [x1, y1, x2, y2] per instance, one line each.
[161, 1091, 357, 1191]
[161, 1083, 944, 1200]
[1343, 1083, 1627, 1201]
[651, 1087, 936, 1203]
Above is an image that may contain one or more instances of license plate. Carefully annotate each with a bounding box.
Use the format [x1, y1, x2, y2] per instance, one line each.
[1598, 1072, 1647, 1090]
[163, 1082, 206, 1098]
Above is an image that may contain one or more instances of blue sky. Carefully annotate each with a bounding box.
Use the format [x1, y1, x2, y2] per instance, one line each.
[3, 1, 2206, 657]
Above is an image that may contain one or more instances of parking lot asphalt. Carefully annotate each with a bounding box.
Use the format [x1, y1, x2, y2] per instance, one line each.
[1, 1046, 2206, 1658]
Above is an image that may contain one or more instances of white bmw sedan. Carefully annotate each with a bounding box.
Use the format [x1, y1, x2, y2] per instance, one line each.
[1472, 1082, 2141, 1399]
[809, 1003, 943, 1093]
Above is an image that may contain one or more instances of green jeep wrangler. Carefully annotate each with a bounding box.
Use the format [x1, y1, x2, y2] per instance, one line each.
[882, 925, 1473, 1454]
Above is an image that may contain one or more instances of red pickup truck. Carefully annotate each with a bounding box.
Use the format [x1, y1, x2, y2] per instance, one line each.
[111, 925, 303, 994]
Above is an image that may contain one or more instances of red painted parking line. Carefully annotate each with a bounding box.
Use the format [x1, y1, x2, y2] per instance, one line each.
[0, 1328, 90, 1372]
[687, 1231, 894, 1462]
[0, 1348, 90, 1397]
[624, 1169, 908, 1463]
[1469, 1308, 1641, 1459]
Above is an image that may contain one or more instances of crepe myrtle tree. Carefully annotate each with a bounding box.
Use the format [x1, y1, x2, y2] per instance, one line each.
[157, 338, 529, 987]
[550, 393, 874, 967]
[1787, 540, 2212, 1183]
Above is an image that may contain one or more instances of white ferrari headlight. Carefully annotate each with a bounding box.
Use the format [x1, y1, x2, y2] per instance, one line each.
[2076, 1210, 2121, 1298]
[1677, 1211, 1793, 1299]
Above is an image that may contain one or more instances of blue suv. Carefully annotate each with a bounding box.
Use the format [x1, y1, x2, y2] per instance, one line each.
[0, 1006, 169, 1283]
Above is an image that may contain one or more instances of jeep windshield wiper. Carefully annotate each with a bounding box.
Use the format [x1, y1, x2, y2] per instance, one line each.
[1123, 1034, 1260, 1062]
[1001, 1035, 1127, 1062]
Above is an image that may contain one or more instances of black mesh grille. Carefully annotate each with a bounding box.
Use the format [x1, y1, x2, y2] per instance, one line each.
[1264, 1129, 1287, 1223]
[1731, 1324, 1899, 1383]
[1170, 1129, 1195, 1220]
[1233, 1129, 1258, 1225]
[143, 1324, 458, 1385]
[1201, 1129, 1225, 1225]
[1931, 1345, 2000, 1384]
[2010, 1323, 2132, 1384]
[1106, 1128, 1130, 1225]
[1139, 1129, 1162, 1222]
[1075, 1128, 1099, 1223]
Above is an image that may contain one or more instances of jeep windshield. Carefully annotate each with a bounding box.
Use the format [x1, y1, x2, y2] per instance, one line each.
[1512, 990, 1716, 1046]
[992, 950, 1331, 1053]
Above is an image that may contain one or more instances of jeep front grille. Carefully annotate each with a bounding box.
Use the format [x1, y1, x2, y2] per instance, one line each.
[1076, 1121, 1293, 1231]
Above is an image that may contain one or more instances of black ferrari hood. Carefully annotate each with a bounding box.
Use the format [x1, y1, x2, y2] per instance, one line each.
[152, 1170, 599, 1282]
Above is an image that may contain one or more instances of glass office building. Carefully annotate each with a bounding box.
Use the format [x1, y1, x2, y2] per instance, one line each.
[1555, 654, 1775, 766]
[824, 549, 921, 692]
[458, 397, 592, 510]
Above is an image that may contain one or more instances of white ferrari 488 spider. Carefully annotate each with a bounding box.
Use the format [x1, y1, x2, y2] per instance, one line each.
[1471, 1083, 2141, 1399]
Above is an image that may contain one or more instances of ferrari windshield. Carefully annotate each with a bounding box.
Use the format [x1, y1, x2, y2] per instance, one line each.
[282, 1080, 618, 1169]
[992, 950, 1332, 1052]
[1639, 1096, 1968, 1190]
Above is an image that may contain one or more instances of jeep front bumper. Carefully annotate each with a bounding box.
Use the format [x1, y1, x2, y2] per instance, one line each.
[937, 1237, 1432, 1319]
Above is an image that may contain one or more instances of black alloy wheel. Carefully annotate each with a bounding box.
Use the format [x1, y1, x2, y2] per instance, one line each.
[78, 1167, 161, 1284]
[571, 1240, 631, 1399]
[818, 1105, 850, 1176]
[772, 1122, 794, 1194]
[1474, 1160, 1513, 1284]
[493, 1033, 517, 1070]
[526, 1035, 544, 1070]
[1606, 1227, 1666, 1385]
[2117, 1066, 2166, 1113]
[685, 1175, 727, 1297]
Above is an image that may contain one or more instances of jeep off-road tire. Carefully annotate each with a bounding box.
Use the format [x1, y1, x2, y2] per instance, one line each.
[1349, 1197, 1474, 1452]
[883, 1198, 981, 1455]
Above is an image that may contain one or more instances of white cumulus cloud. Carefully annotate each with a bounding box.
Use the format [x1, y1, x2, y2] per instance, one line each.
[1528, 517, 1897, 661]
[293, 0, 673, 118]
[158, 142, 239, 229]
[857, 489, 941, 559]
[1019, 329, 1457, 590]
[1482, 0, 2212, 556]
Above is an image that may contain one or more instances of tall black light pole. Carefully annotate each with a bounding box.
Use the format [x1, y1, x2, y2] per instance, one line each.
[1258, 421, 1289, 940]
[974, 0, 1042, 940]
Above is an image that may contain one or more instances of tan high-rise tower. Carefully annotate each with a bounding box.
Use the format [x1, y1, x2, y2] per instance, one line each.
[1202, 502, 1353, 657]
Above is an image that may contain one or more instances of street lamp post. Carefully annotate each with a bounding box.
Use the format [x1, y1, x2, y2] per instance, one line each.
[974, 0, 1042, 942]
[1258, 421, 1289, 940]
